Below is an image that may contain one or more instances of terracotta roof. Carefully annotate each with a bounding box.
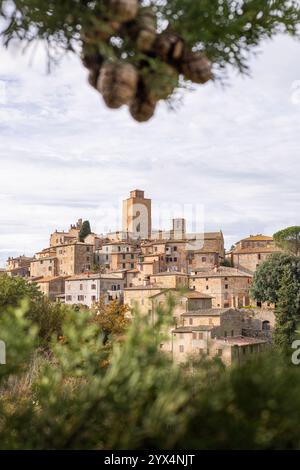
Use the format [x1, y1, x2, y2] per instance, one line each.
[181, 308, 234, 317]
[67, 272, 124, 281]
[173, 325, 214, 333]
[241, 235, 273, 242]
[181, 291, 213, 299]
[191, 267, 252, 278]
[216, 336, 268, 346]
[150, 272, 188, 277]
[233, 246, 280, 254]
[36, 276, 66, 283]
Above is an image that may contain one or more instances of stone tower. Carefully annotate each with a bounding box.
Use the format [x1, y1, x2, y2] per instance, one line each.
[122, 189, 152, 239]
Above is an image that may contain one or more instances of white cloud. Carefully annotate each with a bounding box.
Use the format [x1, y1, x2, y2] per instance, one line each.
[0, 35, 300, 265]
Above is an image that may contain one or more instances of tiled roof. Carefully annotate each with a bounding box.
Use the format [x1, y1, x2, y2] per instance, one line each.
[191, 267, 252, 278]
[216, 336, 268, 346]
[233, 246, 280, 254]
[181, 291, 212, 299]
[150, 271, 188, 277]
[173, 325, 214, 333]
[36, 276, 66, 283]
[181, 308, 234, 317]
[241, 235, 273, 242]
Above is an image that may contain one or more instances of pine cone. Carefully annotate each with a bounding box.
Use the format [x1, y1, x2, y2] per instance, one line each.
[130, 95, 156, 122]
[88, 69, 99, 89]
[98, 62, 139, 108]
[81, 44, 104, 72]
[125, 7, 157, 52]
[81, 20, 120, 43]
[104, 0, 139, 22]
[154, 32, 185, 63]
[180, 51, 213, 84]
[142, 63, 179, 102]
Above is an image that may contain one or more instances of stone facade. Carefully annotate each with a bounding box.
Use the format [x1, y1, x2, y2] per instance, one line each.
[6, 255, 33, 277]
[169, 308, 269, 366]
[35, 276, 65, 301]
[49, 219, 83, 247]
[123, 189, 152, 239]
[230, 234, 282, 274]
[55, 243, 94, 276]
[190, 267, 252, 308]
[65, 272, 125, 307]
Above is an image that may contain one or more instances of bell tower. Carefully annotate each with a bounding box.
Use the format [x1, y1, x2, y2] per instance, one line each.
[122, 189, 152, 239]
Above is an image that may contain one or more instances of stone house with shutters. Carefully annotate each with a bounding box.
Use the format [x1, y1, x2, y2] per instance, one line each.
[64, 272, 126, 307]
[169, 308, 269, 366]
[230, 234, 282, 274]
[189, 266, 252, 308]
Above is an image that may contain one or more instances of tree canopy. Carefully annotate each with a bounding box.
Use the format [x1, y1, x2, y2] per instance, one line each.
[79, 220, 92, 241]
[274, 226, 300, 256]
[2, 301, 300, 449]
[1, 1, 300, 121]
[250, 253, 300, 305]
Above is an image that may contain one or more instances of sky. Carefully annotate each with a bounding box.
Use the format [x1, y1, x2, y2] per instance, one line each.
[0, 34, 300, 266]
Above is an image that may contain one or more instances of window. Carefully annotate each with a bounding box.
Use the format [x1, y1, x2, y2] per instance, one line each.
[206, 286, 209, 290]
[117, 284, 120, 290]
[217, 349, 223, 357]
[231, 330, 234, 337]
[131, 254, 134, 259]
[198, 333, 203, 340]
[78, 295, 84, 301]
[202, 257, 206, 262]
[179, 345, 184, 353]
[225, 284, 228, 289]
[174, 257, 178, 262]
[258, 253, 261, 260]
[122, 263, 126, 269]
[87, 247, 90, 252]
[118, 246, 121, 252]
[80, 284, 83, 291]
[131, 263, 134, 269]
[48, 266, 52, 271]
[174, 246, 177, 251]
[206, 277, 209, 281]
[192, 333, 197, 340]
[122, 254, 126, 260]
[91, 295, 96, 302]
[91, 284, 96, 290]
[66, 295, 72, 301]
[87, 256, 90, 262]
[189, 318, 193, 325]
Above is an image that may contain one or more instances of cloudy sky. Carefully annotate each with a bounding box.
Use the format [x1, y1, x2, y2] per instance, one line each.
[0, 34, 300, 266]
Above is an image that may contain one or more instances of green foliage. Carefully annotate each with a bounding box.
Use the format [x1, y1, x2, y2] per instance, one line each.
[1, 0, 300, 77]
[274, 226, 300, 256]
[79, 220, 92, 242]
[250, 253, 300, 304]
[0, 274, 66, 347]
[1, 302, 300, 449]
[0, 274, 42, 310]
[273, 268, 298, 354]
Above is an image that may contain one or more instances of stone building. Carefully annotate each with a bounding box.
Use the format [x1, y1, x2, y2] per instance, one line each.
[65, 272, 126, 307]
[123, 189, 152, 239]
[6, 255, 33, 277]
[230, 234, 281, 274]
[170, 308, 269, 366]
[96, 241, 140, 271]
[49, 219, 83, 247]
[35, 276, 66, 301]
[190, 266, 252, 308]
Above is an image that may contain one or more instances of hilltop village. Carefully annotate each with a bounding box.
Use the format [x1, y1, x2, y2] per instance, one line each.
[5, 190, 281, 366]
